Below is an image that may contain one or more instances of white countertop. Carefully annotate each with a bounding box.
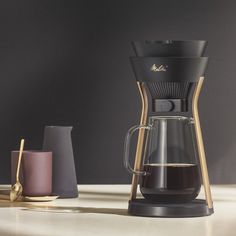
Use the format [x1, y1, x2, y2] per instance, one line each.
[0, 185, 235, 236]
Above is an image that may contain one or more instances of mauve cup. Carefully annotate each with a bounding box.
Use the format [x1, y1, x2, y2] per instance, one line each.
[11, 151, 52, 196]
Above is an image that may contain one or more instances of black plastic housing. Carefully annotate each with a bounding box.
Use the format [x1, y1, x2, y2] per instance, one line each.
[130, 57, 208, 83]
[128, 199, 214, 217]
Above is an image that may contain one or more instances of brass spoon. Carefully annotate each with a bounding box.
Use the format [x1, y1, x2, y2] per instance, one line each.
[10, 139, 25, 202]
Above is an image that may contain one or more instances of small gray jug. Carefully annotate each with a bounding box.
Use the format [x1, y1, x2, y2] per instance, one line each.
[42, 126, 78, 198]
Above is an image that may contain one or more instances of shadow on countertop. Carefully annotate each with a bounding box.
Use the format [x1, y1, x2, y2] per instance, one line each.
[22, 205, 129, 216]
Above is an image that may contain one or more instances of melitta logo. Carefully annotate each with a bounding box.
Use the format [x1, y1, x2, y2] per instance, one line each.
[150, 64, 168, 72]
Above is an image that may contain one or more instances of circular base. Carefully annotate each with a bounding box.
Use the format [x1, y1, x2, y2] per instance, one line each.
[128, 199, 214, 217]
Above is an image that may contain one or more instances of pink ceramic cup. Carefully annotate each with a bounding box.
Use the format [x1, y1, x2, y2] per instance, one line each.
[11, 151, 52, 196]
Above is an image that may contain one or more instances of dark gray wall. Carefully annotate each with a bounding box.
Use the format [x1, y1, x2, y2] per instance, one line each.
[0, 0, 235, 184]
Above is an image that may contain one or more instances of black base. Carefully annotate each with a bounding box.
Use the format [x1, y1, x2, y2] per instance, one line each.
[128, 199, 214, 217]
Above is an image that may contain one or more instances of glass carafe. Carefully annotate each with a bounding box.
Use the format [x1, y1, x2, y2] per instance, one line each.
[124, 116, 201, 203]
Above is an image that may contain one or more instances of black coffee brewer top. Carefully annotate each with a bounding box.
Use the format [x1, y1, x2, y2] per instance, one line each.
[130, 40, 209, 112]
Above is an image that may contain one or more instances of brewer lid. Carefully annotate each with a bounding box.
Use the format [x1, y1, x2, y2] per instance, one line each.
[132, 40, 207, 57]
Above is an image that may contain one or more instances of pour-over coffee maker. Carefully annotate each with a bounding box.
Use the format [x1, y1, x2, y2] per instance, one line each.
[124, 40, 214, 217]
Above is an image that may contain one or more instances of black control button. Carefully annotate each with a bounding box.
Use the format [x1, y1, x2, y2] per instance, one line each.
[155, 100, 174, 112]
[152, 99, 187, 112]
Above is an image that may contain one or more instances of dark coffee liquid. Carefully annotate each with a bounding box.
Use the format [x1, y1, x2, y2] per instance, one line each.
[140, 163, 201, 203]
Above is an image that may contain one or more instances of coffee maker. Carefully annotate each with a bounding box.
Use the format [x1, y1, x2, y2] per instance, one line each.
[123, 40, 214, 217]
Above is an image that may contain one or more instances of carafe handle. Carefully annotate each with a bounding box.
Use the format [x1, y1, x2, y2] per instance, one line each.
[123, 125, 151, 176]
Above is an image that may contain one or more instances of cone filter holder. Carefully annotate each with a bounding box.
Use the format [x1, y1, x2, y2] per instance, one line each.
[130, 40, 208, 112]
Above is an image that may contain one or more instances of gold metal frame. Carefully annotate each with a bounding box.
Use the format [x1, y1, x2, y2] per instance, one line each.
[130, 82, 148, 200]
[192, 77, 213, 209]
[130, 78, 213, 209]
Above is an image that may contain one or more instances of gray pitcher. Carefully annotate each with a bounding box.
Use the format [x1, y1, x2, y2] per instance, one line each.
[42, 126, 78, 198]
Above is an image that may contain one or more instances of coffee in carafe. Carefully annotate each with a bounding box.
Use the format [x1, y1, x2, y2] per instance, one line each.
[140, 163, 201, 203]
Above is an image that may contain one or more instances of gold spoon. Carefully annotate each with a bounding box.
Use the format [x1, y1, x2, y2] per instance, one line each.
[10, 139, 25, 202]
